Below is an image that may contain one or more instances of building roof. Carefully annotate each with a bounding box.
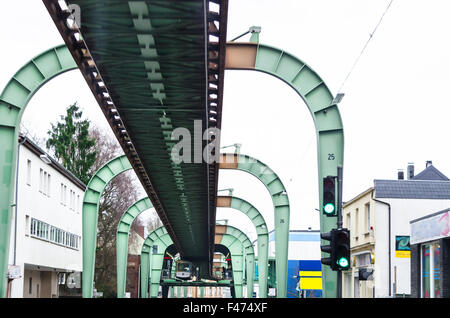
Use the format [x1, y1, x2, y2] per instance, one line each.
[374, 179, 450, 199]
[19, 135, 86, 191]
[343, 187, 374, 208]
[413, 164, 449, 181]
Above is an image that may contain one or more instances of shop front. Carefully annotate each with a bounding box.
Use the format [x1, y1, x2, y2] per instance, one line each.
[410, 209, 450, 298]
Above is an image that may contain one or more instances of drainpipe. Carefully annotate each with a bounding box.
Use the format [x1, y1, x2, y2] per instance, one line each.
[371, 191, 391, 297]
[14, 136, 28, 266]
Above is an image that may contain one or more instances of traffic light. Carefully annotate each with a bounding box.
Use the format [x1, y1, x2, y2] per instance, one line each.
[322, 176, 336, 216]
[334, 228, 350, 270]
[320, 230, 335, 269]
[320, 228, 351, 271]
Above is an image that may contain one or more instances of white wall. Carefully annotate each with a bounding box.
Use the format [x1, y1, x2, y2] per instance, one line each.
[8, 145, 84, 297]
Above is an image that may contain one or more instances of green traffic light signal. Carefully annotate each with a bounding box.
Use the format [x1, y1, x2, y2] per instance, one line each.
[323, 176, 336, 216]
[337, 257, 349, 268]
[323, 202, 335, 214]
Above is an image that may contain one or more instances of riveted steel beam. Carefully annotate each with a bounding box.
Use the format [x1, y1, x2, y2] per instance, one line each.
[42, 0, 182, 263]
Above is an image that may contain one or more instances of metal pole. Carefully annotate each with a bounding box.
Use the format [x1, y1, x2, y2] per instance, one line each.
[337, 165, 343, 229]
[337, 165, 343, 298]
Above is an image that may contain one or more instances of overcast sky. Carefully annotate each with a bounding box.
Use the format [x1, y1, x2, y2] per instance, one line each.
[2, 1, 450, 242]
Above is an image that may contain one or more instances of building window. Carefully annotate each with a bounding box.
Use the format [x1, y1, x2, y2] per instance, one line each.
[29, 217, 80, 250]
[43, 171, 47, 195]
[365, 203, 371, 233]
[26, 160, 31, 185]
[60, 183, 67, 206]
[346, 212, 351, 230]
[421, 241, 441, 298]
[47, 174, 51, 197]
[39, 169, 51, 196]
[354, 208, 359, 238]
[29, 277, 32, 294]
[39, 168, 43, 192]
[77, 195, 80, 214]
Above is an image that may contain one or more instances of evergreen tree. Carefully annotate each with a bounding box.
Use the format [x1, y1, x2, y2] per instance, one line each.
[46, 103, 97, 184]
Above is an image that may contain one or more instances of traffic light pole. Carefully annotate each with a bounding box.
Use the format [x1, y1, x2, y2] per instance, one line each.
[337, 165, 343, 298]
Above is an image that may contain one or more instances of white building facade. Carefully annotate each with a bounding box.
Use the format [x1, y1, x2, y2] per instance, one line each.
[7, 136, 85, 298]
[342, 162, 450, 298]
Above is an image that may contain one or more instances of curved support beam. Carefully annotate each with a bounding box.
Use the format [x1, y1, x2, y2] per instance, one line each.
[140, 233, 155, 298]
[141, 224, 254, 298]
[219, 152, 290, 298]
[225, 42, 344, 297]
[147, 227, 172, 298]
[0, 44, 77, 297]
[217, 195, 268, 297]
[217, 225, 255, 298]
[82, 155, 132, 298]
[116, 197, 153, 298]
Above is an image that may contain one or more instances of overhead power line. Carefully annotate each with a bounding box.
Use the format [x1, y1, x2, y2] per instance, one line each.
[337, 0, 394, 94]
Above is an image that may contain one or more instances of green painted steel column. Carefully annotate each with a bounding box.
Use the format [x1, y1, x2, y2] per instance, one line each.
[148, 228, 173, 298]
[226, 42, 344, 297]
[219, 226, 254, 298]
[225, 226, 255, 298]
[200, 286, 204, 298]
[219, 235, 244, 298]
[219, 195, 269, 297]
[140, 236, 153, 298]
[221, 153, 289, 298]
[143, 225, 252, 298]
[0, 44, 76, 297]
[82, 155, 132, 298]
[254, 44, 344, 298]
[116, 197, 153, 297]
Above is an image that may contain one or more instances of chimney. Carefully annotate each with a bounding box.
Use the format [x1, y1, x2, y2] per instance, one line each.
[407, 162, 414, 180]
[397, 169, 404, 180]
[426, 160, 432, 168]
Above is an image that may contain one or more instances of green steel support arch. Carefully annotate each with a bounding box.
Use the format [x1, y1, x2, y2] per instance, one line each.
[82, 155, 132, 298]
[220, 153, 290, 298]
[217, 195, 268, 297]
[147, 227, 173, 298]
[222, 225, 255, 298]
[226, 41, 344, 297]
[140, 230, 155, 298]
[141, 225, 254, 298]
[0, 44, 77, 297]
[116, 197, 153, 298]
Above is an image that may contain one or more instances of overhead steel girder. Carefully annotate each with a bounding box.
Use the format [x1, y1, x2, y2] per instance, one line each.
[0, 44, 77, 298]
[219, 152, 290, 298]
[82, 155, 132, 298]
[43, 0, 230, 271]
[225, 42, 344, 298]
[217, 195, 268, 298]
[116, 197, 153, 298]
